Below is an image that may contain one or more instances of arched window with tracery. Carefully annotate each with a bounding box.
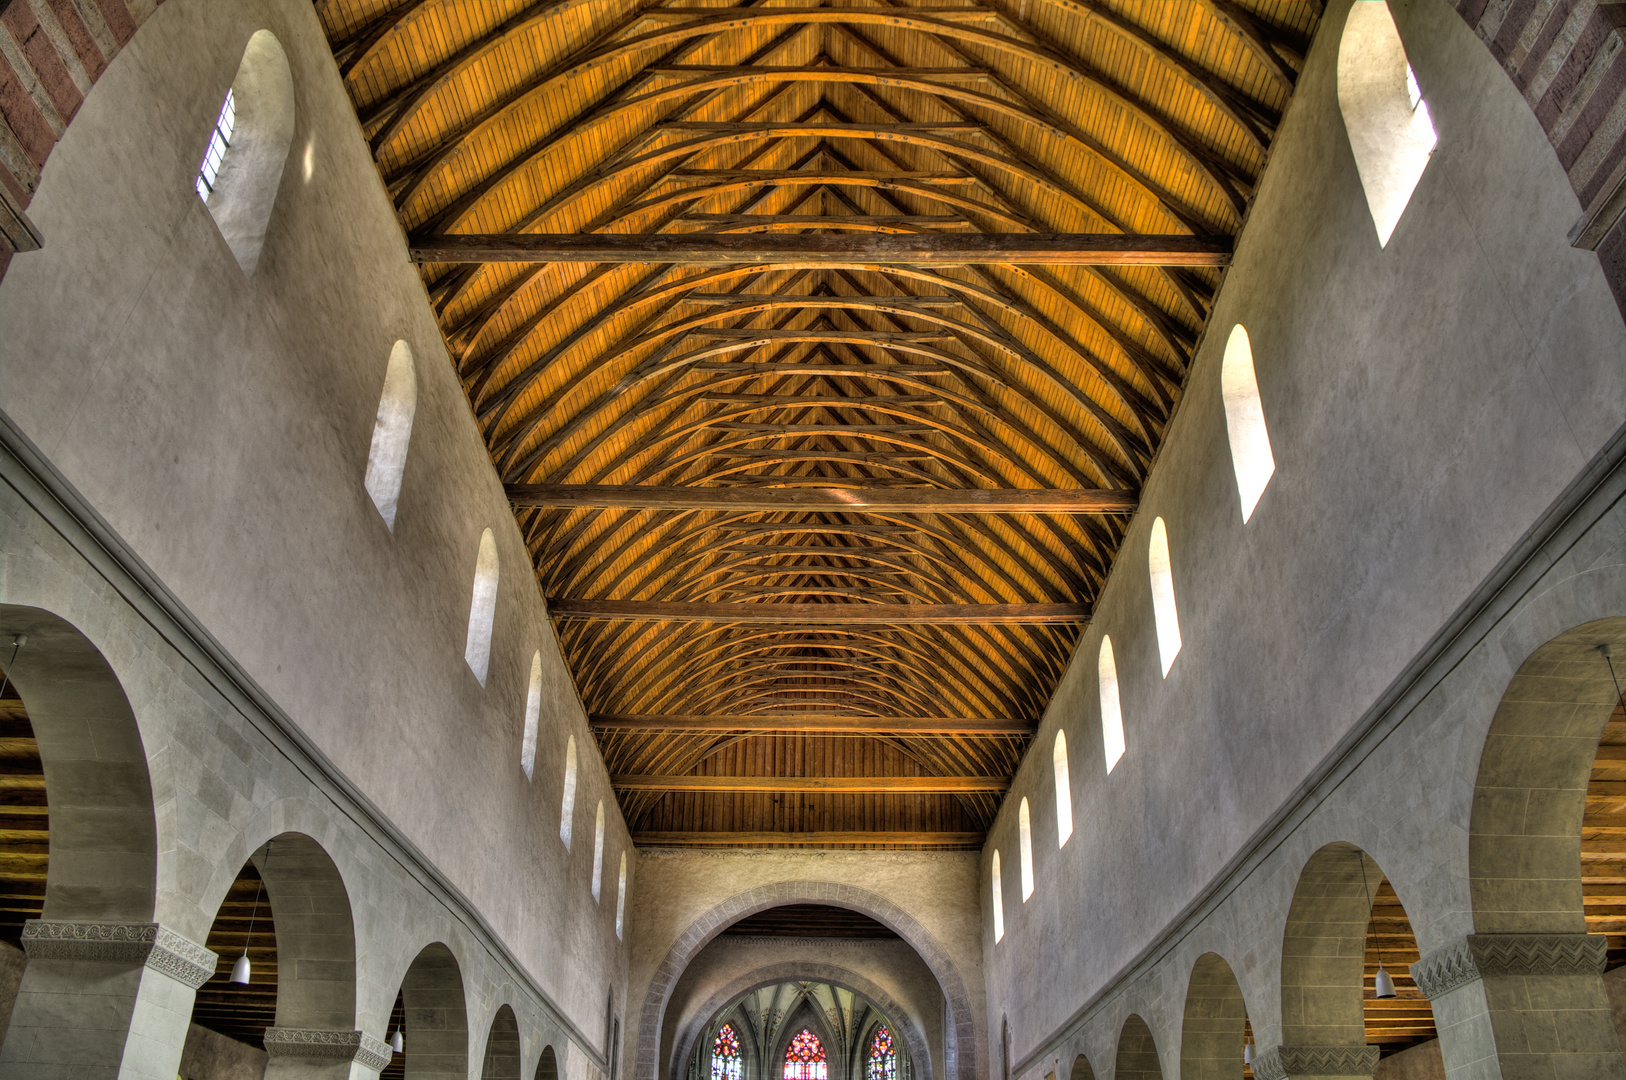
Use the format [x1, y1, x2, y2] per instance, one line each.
[711, 1022, 742, 1080]
[867, 1027, 897, 1080]
[785, 1029, 827, 1080]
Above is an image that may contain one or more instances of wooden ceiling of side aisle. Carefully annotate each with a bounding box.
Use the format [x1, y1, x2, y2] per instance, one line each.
[316, 0, 1320, 848]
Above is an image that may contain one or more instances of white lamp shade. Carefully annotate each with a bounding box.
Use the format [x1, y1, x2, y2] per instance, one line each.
[392, 1030, 404, 1054]
[1243, 1041, 1253, 1066]
[229, 952, 251, 985]
[1374, 965, 1397, 999]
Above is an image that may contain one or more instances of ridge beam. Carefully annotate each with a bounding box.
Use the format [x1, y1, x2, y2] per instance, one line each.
[611, 775, 1008, 792]
[591, 713, 1032, 733]
[544, 599, 1090, 624]
[507, 484, 1137, 513]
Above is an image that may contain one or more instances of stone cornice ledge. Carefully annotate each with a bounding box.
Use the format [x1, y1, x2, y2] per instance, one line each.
[264, 1028, 393, 1071]
[1251, 1045, 1379, 1080]
[1410, 933, 1607, 999]
[0, 408, 608, 1071]
[20, 920, 217, 989]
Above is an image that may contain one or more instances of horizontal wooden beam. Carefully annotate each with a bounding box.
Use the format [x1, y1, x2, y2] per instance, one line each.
[591, 713, 1032, 733]
[546, 599, 1089, 624]
[611, 774, 1007, 792]
[509, 484, 1135, 514]
[410, 233, 1232, 266]
[632, 831, 985, 847]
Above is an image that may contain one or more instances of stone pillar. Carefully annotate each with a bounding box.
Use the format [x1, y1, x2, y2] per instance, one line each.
[1411, 932, 1626, 1080]
[262, 1028, 394, 1079]
[0, 920, 215, 1080]
[1250, 1045, 1378, 1080]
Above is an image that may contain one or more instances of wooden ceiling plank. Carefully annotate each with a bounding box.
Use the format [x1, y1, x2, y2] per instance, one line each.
[611, 775, 1007, 792]
[592, 714, 1030, 732]
[546, 599, 1089, 624]
[507, 484, 1135, 513]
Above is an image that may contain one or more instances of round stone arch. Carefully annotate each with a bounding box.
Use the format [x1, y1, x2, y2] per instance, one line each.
[669, 961, 934, 1080]
[1179, 951, 1251, 1080]
[637, 881, 978, 1080]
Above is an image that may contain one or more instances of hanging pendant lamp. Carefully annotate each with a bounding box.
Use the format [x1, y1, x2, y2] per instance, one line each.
[392, 1026, 404, 1053]
[1358, 855, 1397, 999]
[1243, 1039, 1254, 1066]
[231, 842, 269, 986]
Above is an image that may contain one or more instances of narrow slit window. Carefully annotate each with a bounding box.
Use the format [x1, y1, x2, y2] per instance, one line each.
[1018, 798, 1034, 900]
[364, 340, 417, 529]
[560, 735, 578, 848]
[1148, 518, 1182, 676]
[592, 801, 606, 901]
[1053, 731, 1073, 847]
[521, 651, 542, 780]
[615, 851, 627, 939]
[1337, 1, 1437, 247]
[1221, 325, 1276, 523]
[195, 89, 235, 202]
[991, 851, 1005, 942]
[1099, 637, 1125, 772]
[464, 528, 499, 685]
[194, 31, 295, 275]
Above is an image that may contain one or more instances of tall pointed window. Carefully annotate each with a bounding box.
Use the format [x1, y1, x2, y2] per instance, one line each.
[785, 1030, 827, 1080]
[615, 852, 628, 939]
[991, 851, 1005, 942]
[1099, 637, 1125, 772]
[1220, 325, 1275, 523]
[711, 1023, 743, 1080]
[521, 652, 542, 780]
[195, 31, 295, 275]
[592, 801, 606, 901]
[1148, 518, 1181, 676]
[1053, 731, 1073, 847]
[1338, 0, 1436, 246]
[1018, 798, 1035, 901]
[560, 735, 578, 848]
[465, 529, 499, 685]
[868, 1028, 897, 1080]
[364, 340, 417, 530]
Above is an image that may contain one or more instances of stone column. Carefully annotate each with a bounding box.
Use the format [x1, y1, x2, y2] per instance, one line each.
[0, 919, 216, 1080]
[263, 1028, 394, 1079]
[1411, 932, 1626, 1080]
[1250, 1045, 1378, 1080]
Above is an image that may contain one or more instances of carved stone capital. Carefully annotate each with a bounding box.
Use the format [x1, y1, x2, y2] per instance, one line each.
[263, 1028, 393, 1072]
[20, 920, 217, 988]
[1251, 1045, 1379, 1080]
[1410, 933, 1607, 999]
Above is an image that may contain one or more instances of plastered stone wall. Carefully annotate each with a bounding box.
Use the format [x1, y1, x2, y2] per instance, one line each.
[0, 0, 629, 1048]
[981, 0, 1626, 1075]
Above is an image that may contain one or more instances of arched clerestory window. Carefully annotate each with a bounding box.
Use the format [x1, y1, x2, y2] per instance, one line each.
[560, 735, 578, 848]
[615, 851, 627, 939]
[1337, 0, 1436, 247]
[785, 1029, 827, 1080]
[1099, 637, 1125, 772]
[711, 1023, 743, 1080]
[464, 528, 498, 685]
[196, 30, 295, 275]
[1053, 731, 1073, 847]
[1018, 798, 1034, 901]
[1221, 325, 1275, 523]
[991, 850, 1005, 942]
[592, 800, 606, 901]
[868, 1027, 898, 1080]
[521, 651, 542, 780]
[364, 340, 417, 530]
[1148, 518, 1181, 676]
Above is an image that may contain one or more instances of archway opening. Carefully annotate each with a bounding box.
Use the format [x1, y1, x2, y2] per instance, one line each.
[188, 856, 276, 1055]
[1179, 952, 1249, 1080]
[536, 1044, 559, 1080]
[0, 668, 45, 1007]
[1114, 1014, 1161, 1080]
[482, 1004, 522, 1080]
[689, 981, 914, 1080]
[383, 942, 468, 1080]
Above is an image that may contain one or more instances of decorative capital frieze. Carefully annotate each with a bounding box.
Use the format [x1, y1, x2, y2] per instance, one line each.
[263, 1028, 392, 1071]
[20, 920, 216, 988]
[1251, 1045, 1379, 1080]
[1410, 933, 1607, 999]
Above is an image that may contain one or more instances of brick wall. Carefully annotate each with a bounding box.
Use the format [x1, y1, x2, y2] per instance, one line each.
[0, 0, 156, 280]
[1448, 0, 1626, 308]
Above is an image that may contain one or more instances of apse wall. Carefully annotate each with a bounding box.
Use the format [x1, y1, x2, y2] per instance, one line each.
[0, 0, 628, 1040]
[981, 0, 1626, 1072]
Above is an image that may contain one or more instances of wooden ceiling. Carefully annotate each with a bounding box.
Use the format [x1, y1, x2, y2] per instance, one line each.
[317, 0, 1321, 847]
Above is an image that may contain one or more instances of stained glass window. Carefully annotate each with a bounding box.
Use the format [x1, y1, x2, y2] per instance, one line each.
[868, 1027, 897, 1080]
[785, 1029, 827, 1080]
[711, 1023, 742, 1080]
